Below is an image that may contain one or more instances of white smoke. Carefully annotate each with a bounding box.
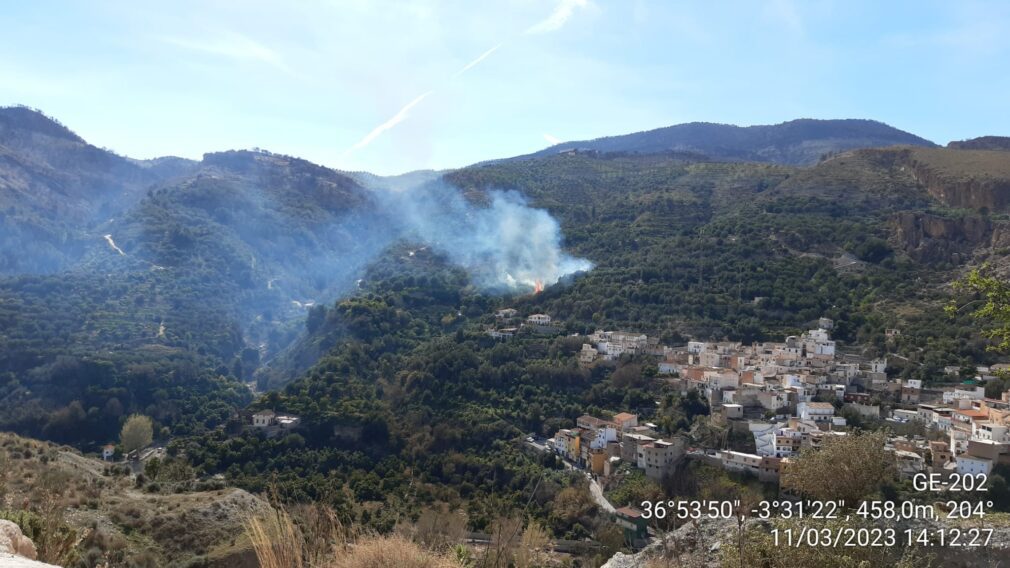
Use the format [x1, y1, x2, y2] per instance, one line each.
[374, 182, 592, 292]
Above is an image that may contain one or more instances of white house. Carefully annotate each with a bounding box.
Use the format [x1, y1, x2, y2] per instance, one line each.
[495, 308, 518, 319]
[527, 314, 551, 326]
[658, 360, 678, 375]
[973, 422, 1009, 443]
[797, 402, 835, 425]
[721, 450, 762, 475]
[588, 330, 650, 359]
[943, 386, 985, 404]
[687, 341, 707, 354]
[102, 444, 116, 461]
[956, 455, 994, 476]
[801, 329, 836, 358]
[253, 410, 276, 427]
[892, 409, 918, 421]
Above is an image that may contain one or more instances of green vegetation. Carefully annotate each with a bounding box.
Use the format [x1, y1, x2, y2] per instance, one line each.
[5, 111, 1010, 564]
[120, 414, 154, 455]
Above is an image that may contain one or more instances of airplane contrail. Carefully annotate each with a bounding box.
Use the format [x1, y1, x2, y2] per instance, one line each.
[452, 43, 503, 78]
[344, 0, 586, 158]
[348, 90, 434, 151]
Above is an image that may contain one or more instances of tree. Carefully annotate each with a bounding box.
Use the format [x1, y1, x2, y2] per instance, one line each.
[781, 430, 894, 503]
[306, 304, 327, 333]
[949, 266, 1010, 352]
[121, 414, 154, 456]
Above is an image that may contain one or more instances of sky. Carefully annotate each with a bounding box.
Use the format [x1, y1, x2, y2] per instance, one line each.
[1, 1, 1008, 175]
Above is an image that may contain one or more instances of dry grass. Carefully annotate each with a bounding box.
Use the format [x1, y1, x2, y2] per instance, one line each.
[246, 501, 466, 568]
[331, 534, 462, 568]
[247, 508, 306, 568]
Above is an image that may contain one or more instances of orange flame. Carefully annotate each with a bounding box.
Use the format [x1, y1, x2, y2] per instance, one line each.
[533, 279, 544, 294]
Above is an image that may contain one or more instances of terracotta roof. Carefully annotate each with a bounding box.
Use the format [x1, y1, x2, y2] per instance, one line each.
[616, 506, 643, 518]
[577, 415, 613, 428]
[957, 409, 988, 419]
[613, 412, 637, 422]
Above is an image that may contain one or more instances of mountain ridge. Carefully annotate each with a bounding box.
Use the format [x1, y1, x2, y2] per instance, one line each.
[518, 118, 937, 166]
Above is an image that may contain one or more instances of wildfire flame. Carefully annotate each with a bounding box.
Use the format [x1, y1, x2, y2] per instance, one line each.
[533, 279, 544, 294]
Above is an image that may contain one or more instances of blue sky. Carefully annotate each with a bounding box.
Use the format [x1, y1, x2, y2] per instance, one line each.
[2, 1, 1008, 175]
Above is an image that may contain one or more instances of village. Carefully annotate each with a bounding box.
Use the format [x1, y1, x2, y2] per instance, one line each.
[93, 309, 1010, 550]
[492, 310, 1010, 512]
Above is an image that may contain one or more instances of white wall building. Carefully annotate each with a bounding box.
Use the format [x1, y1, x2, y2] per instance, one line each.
[956, 455, 994, 476]
[797, 402, 835, 425]
[943, 386, 985, 404]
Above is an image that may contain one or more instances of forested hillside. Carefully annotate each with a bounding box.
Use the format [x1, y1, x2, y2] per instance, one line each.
[0, 106, 196, 274]
[178, 141, 1010, 548]
[0, 112, 391, 445]
[3, 108, 1010, 565]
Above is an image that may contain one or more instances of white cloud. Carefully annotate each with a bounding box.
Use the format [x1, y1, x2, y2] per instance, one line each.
[160, 31, 288, 70]
[348, 90, 435, 152]
[526, 0, 588, 34]
[542, 133, 561, 145]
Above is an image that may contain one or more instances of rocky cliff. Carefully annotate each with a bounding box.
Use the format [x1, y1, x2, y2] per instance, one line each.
[899, 148, 1010, 212]
[892, 211, 992, 263]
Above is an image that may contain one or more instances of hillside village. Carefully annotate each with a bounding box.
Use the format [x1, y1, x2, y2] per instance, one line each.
[491, 308, 1010, 510]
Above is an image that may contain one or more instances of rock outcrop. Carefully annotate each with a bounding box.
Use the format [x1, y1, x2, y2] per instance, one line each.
[898, 148, 1010, 212]
[0, 519, 59, 567]
[892, 211, 991, 263]
[0, 520, 37, 560]
[602, 517, 734, 568]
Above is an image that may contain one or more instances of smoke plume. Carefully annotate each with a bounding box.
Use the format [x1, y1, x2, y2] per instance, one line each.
[373, 181, 593, 292]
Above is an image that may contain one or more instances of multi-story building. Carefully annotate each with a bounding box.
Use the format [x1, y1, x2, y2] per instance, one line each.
[637, 439, 684, 480]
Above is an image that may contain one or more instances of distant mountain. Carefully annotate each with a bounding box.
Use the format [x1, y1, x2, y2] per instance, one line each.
[948, 136, 1010, 151]
[522, 118, 937, 166]
[347, 168, 448, 191]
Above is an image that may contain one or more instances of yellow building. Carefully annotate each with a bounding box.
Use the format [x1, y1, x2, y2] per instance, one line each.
[590, 448, 606, 475]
